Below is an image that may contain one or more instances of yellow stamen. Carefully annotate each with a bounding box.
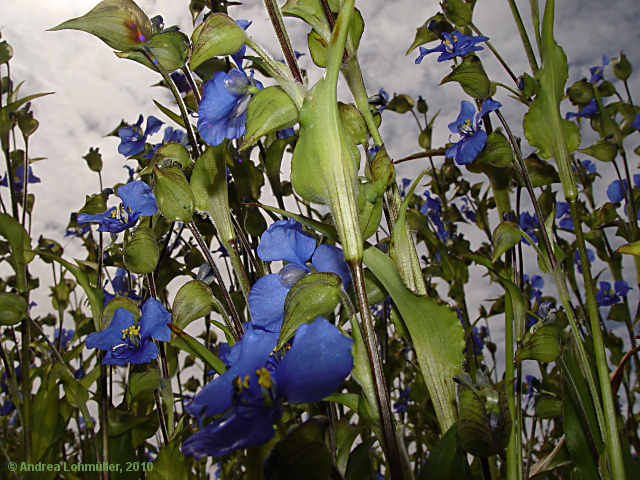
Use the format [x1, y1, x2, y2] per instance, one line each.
[256, 368, 272, 389]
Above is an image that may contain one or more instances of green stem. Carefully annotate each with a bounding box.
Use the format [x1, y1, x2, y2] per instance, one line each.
[504, 274, 522, 480]
[506, 0, 539, 74]
[348, 261, 405, 480]
[153, 389, 169, 446]
[222, 238, 251, 301]
[529, 0, 542, 55]
[569, 200, 626, 479]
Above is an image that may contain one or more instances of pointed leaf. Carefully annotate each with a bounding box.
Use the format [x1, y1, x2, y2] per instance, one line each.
[172, 280, 216, 329]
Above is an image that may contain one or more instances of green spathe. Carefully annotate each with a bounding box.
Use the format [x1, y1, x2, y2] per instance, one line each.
[124, 225, 159, 274]
[241, 86, 298, 150]
[116, 30, 189, 72]
[153, 165, 195, 222]
[49, 0, 153, 53]
[190, 13, 247, 70]
[171, 280, 215, 329]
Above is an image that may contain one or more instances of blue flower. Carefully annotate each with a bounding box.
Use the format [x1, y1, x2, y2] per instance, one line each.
[399, 178, 412, 197]
[415, 31, 488, 63]
[103, 268, 140, 305]
[74, 368, 85, 380]
[231, 20, 252, 70]
[249, 219, 351, 331]
[420, 191, 448, 242]
[566, 98, 598, 120]
[276, 127, 295, 139]
[555, 201, 573, 230]
[170, 71, 191, 95]
[519, 212, 539, 245]
[458, 196, 476, 222]
[0, 399, 15, 417]
[369, 88, 389, 113]
[581, 160, 597, 174]
[607, 179, 628, 204]
[197, 69, 263, 147]
[77, 180, 157, 233]
[0, 165, 41, 191]
[446, 99, 501, 165]
[54, 328, 74, 350]
[574, 249, 595, 274]
[183, 318, 353, 459]
[65, 223, 90, 238]
[144, 126, 186, 160]
[86, 297, 171, 365]
[470, 326, 486, 354]
[632, 113, 640, 131]
[393, 387, 411, 414]
[595, 280, 630, 307]
[589, 55, 609, 83]
[117, 115, 163, 157]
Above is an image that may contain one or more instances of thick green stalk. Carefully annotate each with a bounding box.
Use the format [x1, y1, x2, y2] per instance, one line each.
[506, 0, 539, 74]
[569, 200, 626, 479]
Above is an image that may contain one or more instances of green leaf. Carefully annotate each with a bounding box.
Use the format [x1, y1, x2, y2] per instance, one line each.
[535, 396, 562, 418]
[475, 131, 513, 168]
[0, 40, 14, 64]
[241, 86, 298, 150]
[516, 323, 562, 362]
[523, 154, 560, 187]
[419, 424, 472, 480]
[190, 144, 235, 243]
[153, 100, 186, 129]
[523, 0, 580, 195]
[48, 0, 153, 53]
[0, 293, 27, 325]
[617, 240, 640, 256]
[385, 94, 415, 114]
[563, 389, 600, 480]
[279, 272, 342, 348]
[190, 13, 247, 71]
[308, 29, 328, 68]
[492, 221, 521, 262]
[169, 323, 226, 374]
[116, 30, 189, 72]
[339, 102, 368, 145]
[172, 280, 217, 329]
[148, 439, 194, 480]
[613, 51, 632, 81]
[444, 0, 474, 27]
[441, 55, 491, 99]
[124, 225, 159, 274]
[578, 139, 618, 162]
[364, 246, 464, 431]
[153, 142, 191, 168]
[128, 368, 160, 401]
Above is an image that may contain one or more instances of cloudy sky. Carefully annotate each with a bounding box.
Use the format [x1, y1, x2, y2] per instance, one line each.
[2, 0, 639, 351]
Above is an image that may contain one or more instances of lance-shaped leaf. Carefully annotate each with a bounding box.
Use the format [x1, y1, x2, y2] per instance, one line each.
[291, 0, 362, 261]
[0, 213, 34, 292]
[523, 0, 580, 200]
[617, 240, 640, 257]
[405, 13, 451, 55]
[169, 323, 226, 375]
[364, 246, 463, 432]
[492, 221, 521, 262]
[190, 144, 235, 243]
[49, 0, 153, 53]
[124, 225, 159, 274]
[0, 293, 27, 326]
[578, 140, 617, 163]
[279, 273, 342, 348]
[172, 280, 219, 329]
[116, 30, 189, 72]
[241, 86, 298, 150]
[441, 55, 491, 99]
[190, 13, 247, 71]
[475, 130, 513, 168]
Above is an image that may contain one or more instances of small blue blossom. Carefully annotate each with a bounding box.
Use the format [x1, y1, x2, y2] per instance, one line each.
[524, 274, 544, 328]
[581, 160, 597, 174]
[589, 55, 610, 83]
[632, 113, 640, 131]
[446, 99, 501, 165]
[595, 280, 630, 307]
[555, 202, 573, 230]
[415, 31, 488, 63]
[65, 223, 90, 238]
[399, 178, 411, 197]
[77, 180, 157, 234]
[231, 20, 252, 69]
[574, 248, 595, 274]
[566, 98, 598, 120]
[471, 326, 485, 354]
[103, 268, 140, 305]
[524, 375, 536, 410]
[170, 71, 191, 95]
[607, 179, 628, 204]
[123, 165, 136, 183]
[74, 368, 86, 380]
[393, 387, 411, 414]
[276, 127, 295, 139]
[54, 328, 74, 350]
[369, 88, 389, 113]
[144, 126, 187, 160]
[420, 191, 448, 242]
[0, 399, 15, 417]
[117, 115, 163, 157]
[519, 212, 539, 245]
[197, 69, 263, 147]
[86, 298, 171, 365]
[0, 165, 41, 191]
[458, 196, 476, 222]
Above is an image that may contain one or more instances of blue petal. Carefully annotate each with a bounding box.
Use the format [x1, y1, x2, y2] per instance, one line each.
[77, 211, 108, 225]
[144, 116, 163, 137]
[606, 179, 625, 203]
[86, 308, 134, 351]
[631, 113, 640, 130]
[257, 219, 316, 265]
[276, 317, 353, 403]
[448, 101, 476, 134]
[311, 244, 352, 288]
[185, 326, 277, 418]
[126, 339, 159, 364]
[198, 71, 244, 146]
[117, 180, 157, 216]
[182, 403, 278, 459]
[614, 280, 631, 297]
[248, 274, 289, 331]
[455, 130, 487, 165]
[415, 45, 444, 64]
[139, 297, 171, 342]
[479, 98, 502, 118]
